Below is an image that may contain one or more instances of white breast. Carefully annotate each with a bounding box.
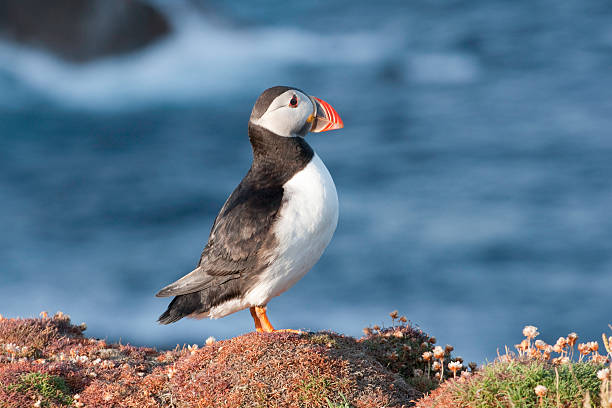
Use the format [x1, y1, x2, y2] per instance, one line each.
[245, 153, 339, 306]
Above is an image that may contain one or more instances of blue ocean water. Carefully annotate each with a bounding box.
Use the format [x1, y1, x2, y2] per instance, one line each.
[1, 0, 612, 363]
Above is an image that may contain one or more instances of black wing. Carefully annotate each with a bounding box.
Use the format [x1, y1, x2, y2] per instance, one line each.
[155, 177, 283, 298]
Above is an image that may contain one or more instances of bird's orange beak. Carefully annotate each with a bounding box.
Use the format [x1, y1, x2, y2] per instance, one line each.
[309, 96, 344, 133]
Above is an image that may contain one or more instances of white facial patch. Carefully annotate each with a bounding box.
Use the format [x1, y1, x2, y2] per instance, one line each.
[251, 90, 315, 137]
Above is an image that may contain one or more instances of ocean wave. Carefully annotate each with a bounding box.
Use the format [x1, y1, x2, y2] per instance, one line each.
[0, 9, 392, 111]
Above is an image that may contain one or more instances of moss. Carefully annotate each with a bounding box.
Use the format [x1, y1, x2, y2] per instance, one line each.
[7, 372, 73, 406]
[308, 333, 338, 348]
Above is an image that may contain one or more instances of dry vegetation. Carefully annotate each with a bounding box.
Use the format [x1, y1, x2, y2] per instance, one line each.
[0, 311, 464, 407]
[5, 311, 609, 407]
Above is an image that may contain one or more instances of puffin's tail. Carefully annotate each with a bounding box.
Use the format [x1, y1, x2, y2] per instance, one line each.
[158, 293, 202, 325]
[157, 306, 182, 325]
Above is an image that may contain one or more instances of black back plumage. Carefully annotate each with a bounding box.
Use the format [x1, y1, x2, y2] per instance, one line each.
[157, 122, 314, 324]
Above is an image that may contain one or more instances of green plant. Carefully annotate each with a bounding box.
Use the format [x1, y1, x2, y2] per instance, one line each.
[417, 325, 612, 408]
[309, 333, 338, 348]
[361, 313, 469, 394]
[452, 360, 602, 408]
[325, 392, 353, 408]
[298, 369, 336, 406]
[7, 372, 73, 407]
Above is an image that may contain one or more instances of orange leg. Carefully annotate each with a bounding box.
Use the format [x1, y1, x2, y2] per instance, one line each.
[254, 305, 302, 334]
[255, 305, 275, 332]
[249, 307, 263, 333]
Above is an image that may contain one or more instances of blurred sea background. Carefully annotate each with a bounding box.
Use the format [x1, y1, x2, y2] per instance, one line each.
[1, 0, 612, 364]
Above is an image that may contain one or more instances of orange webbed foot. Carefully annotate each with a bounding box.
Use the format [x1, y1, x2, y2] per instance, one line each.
[272, 328, 304, 334]
[249, 306, 305, 334]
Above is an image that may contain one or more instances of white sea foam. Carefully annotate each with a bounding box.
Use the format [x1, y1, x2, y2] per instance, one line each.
[0, 8, 392, 110]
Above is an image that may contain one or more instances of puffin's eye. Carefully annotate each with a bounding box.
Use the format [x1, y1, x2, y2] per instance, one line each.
[289, 95, 298, 107]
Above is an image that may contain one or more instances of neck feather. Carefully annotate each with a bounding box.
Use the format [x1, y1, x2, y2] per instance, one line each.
[247, 123, 314, 184]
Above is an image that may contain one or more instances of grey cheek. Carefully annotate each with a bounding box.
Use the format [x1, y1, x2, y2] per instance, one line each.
[296, 119, 311, 136]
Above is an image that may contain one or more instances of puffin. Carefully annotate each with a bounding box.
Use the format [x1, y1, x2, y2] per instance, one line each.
[156, 86, 343, 333]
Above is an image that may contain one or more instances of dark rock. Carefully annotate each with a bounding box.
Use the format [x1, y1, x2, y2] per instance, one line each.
[0, 0, 171, 62]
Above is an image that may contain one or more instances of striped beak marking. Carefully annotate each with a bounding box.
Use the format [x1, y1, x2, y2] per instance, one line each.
[309, 96, 344, 133]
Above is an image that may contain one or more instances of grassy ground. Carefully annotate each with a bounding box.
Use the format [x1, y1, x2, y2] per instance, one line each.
[1, 312, 610, 407]
[416, 326, 612, 408]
